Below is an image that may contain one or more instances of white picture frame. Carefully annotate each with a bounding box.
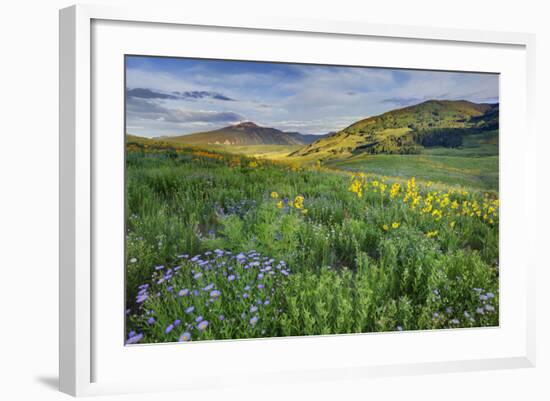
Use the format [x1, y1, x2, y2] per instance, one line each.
[59, 4, 536, 397]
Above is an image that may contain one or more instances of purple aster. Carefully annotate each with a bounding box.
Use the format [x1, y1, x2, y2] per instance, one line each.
[126, 333, 143, 345]
[165, 324, 174, 334]
[174, 319, 181, 327]
[197, 320, 209, 331]
[147, 317, 155, 325]
[193, 272, 203, 280]
[249, 316, 258, 326]
[257, 284, 264, 289]
[218, 315, 225, 321]
[203, 283, 214, 291]
[210, 290, 221, 299]
[228, 274, 236, 282]
[154, 265, 164, 271]
[179, 289, 189, 297]
[185, 306, 195, 314]
[250, 306, 258, 313]
[243, 292, 249, 299]
[195, 315, 203, 323]
[179, 332, 191, 342]
[136, 293, 148, 304]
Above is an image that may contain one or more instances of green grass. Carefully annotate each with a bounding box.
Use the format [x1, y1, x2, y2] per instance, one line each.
[324, 139, 498, 191]
[124, 143, 499, 344]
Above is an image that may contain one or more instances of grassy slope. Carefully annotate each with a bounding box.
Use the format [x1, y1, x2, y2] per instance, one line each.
[291, 100, 497, 159]
[323, 131, 498, 191]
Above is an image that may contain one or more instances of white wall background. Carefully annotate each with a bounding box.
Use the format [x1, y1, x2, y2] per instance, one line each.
[0, 1, 547, 400]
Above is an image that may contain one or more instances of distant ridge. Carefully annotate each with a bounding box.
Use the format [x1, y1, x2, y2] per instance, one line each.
[157, 121, 326, 146]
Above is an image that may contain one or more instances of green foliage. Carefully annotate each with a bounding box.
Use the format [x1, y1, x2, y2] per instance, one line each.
[125, 145, 499, 344]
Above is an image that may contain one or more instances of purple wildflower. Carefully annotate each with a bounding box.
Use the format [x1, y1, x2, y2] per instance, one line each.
[197, 320, 209, 331]
[165, 324, 174, 334]
[179, 332, 191, 342]
[126, 333, 143, 345]
[185, 306, 195, 314]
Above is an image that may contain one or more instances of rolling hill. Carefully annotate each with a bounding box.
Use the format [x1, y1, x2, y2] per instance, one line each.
[156, 122, 325, 146]
[290, 100, 498, 160]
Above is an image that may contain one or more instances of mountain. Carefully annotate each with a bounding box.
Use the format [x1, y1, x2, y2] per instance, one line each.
[290, 100, 498, 159]
[157, 122, 324, 146]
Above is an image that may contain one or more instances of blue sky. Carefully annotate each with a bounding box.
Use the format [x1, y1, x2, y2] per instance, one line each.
[125, 56, 499, 137]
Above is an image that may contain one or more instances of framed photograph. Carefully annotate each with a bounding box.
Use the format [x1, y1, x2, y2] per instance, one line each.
[59, 4, 536, 396]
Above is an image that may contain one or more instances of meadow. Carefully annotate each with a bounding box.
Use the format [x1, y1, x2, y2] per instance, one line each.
[124, 139, 499, 344]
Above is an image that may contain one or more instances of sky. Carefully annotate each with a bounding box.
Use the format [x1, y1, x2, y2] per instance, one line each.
[125, 56, 499, 137]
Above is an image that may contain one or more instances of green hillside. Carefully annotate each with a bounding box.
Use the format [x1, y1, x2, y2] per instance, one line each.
[290, 100, 498, 160]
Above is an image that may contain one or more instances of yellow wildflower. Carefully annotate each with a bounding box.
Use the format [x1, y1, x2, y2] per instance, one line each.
[382, 224, 389, 231]
[294, 195, 305, 209]
[276, 200, 283, 209]
[271, 191, 279, 199]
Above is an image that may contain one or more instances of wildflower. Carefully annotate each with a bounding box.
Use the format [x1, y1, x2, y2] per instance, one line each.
[197, 320, 209, 331]
[203, 283, 214, 291]
[450, 319, 460, 325]
[154, 265, 164, 271]
[210, 290, 221, 299]
[243, 292, 249, 299]
[228, 274, 236, 282]
[250, 306, 258, 313]
[126, 333, 143, 345]
[179, 289, 189, 297]
[382, 224, 389, 231]
[485, 305, 495, 312]
[179, 332, 191, 342]
[218, 315, 225, 321]
[250, 316, 258, 326]
[129, 258, 137, 263]
[476, 307, 485, 314]
[147, 317, 155, 325]
[391, 222, 400, 229]
[136, 293, 149, 304]
[397, 326, 403, 331]
[185, 306, 195, 314]
[271, 191, 279, 199]
[165, 324, 174, 334]
[195, 315, 203, 323]
[294, 195, 305, 209]
[276, 200, 283, 209]
[193, 272, 203, 280]
[249, 161, 258, 168]
[426, 230, 438, 238]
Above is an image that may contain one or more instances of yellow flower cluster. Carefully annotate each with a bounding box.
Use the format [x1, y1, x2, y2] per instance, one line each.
[271, 192, 308, 214]
[348, 175, 499, 227]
